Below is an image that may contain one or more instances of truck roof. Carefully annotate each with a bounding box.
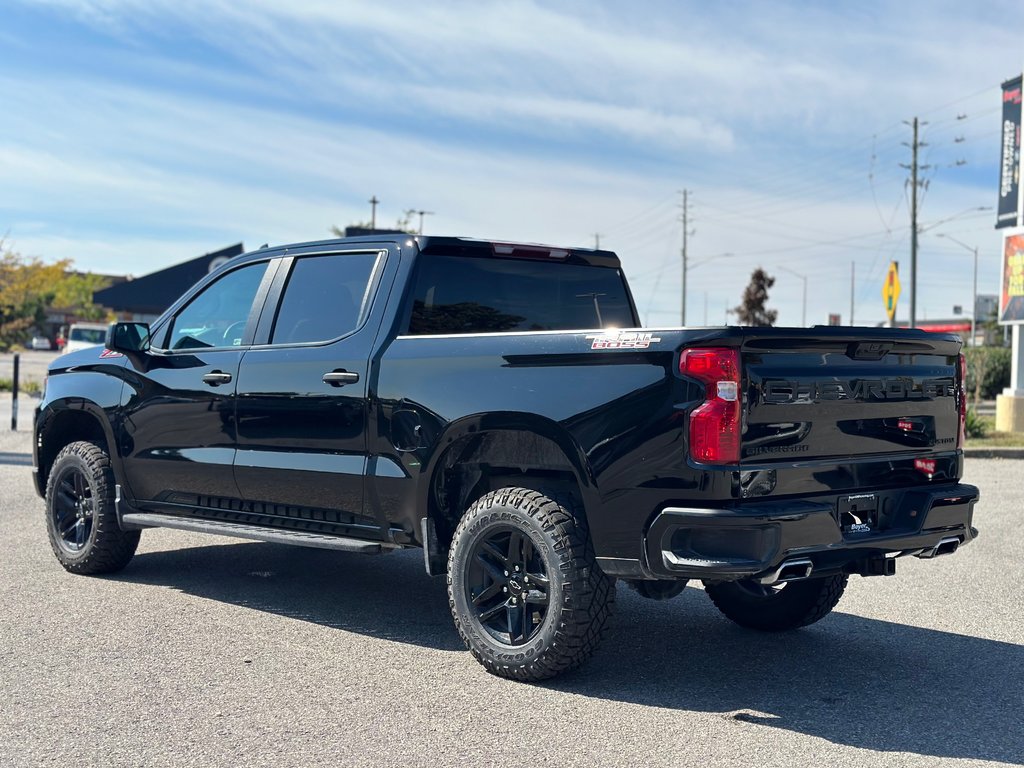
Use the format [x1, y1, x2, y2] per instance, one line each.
[237, 235, 623, 270]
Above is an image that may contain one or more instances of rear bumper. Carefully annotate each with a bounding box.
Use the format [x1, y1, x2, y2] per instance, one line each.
[641, 483, 979, 581]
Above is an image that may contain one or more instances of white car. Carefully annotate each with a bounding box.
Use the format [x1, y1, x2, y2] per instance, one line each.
[64, 323, 109, 354]
[29, 336, 53, 350]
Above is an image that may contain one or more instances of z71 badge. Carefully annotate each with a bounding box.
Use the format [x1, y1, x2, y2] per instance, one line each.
[586, 331, 661, 350]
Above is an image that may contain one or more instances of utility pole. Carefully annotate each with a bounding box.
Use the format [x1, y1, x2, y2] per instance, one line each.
[369, 195, 380, 230]
[850, 261, 855, 326]
[900, 118, 930, 328]
[593, 233, 602, 249]
[416, 210, 434, 235]
[679, 189, 692, 326]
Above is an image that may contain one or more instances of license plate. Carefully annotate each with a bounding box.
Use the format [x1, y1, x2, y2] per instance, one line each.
[838, 493, 878, 533]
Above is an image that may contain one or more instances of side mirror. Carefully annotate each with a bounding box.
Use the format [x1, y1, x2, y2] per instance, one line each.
[106, 322, 151, 355]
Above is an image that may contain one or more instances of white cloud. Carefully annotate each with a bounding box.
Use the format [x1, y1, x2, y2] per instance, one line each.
[5, 0, 1022, 326]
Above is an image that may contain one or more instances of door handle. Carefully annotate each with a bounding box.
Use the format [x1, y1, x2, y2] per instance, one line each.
[323, 370, 360, 387]
[202, 371, 233, 386]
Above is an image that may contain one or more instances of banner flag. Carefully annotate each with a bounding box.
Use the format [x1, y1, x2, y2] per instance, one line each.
[997, 76, 1022, 229]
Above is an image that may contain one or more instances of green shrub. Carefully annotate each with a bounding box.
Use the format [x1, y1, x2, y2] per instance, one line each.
[964, 408, 987, 439]
[0, 377, 41, 395]
[964, 346, 1011, 401]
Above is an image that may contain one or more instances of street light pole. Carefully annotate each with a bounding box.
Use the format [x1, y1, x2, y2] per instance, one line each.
[686, 252, 734, 326]
[973, 245, 978, 346]
[937, 233, 980, 346]
[777, 265, 808, 326]
[679, 189, 690, 326]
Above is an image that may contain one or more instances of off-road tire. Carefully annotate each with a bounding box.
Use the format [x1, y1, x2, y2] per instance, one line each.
[447, 487, 614, 681]
[45, 441, 140, 575]
[703, 574, 848, 631]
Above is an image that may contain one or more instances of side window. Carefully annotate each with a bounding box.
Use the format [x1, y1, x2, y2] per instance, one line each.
[270, 252, 381, 345]
[166, 262, 267, 350]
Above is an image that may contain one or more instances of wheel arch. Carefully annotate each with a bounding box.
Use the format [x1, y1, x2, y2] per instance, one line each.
[36, 400, 119, 498]
[419, 412, 598, 574]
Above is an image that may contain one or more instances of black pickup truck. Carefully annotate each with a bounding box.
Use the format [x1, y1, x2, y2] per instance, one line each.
[34, 235, 979, 680]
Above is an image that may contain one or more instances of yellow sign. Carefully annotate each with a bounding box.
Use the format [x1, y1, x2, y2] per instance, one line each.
[883, 261, 901, 322]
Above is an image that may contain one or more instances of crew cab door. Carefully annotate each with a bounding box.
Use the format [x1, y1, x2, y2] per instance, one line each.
[119, 259, 275, 503]
[232, 247, 389, 530]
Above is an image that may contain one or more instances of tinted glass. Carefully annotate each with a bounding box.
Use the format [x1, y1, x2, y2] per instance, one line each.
[69, 328, 106, 344]
[271, 252, 380, 344]
[167, 262, 266, 350]
[406, 255, 635, 334]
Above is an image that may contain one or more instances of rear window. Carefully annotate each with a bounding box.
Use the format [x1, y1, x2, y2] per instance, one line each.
[406, 255, 635, 335]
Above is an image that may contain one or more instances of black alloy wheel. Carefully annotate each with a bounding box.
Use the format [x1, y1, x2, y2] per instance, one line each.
[45, 441, 140, 575]
[51, 463, 95, 554]
[465, 526, 550, 646]
[448, 487, 615, 681]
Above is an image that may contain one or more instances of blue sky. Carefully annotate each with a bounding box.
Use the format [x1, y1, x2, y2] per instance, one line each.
[2, 0, 1022, 327]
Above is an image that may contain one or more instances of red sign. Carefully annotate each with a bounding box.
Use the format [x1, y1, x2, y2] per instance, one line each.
[1000, 232, 1024, 324]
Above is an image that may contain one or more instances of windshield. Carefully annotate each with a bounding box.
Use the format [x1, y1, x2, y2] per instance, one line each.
[69, 328, 106, 344]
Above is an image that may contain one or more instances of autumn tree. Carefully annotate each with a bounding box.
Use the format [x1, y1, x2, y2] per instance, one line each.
[53, 272, 113, 321]
[0, 244, 113, 350]
[735, 268, 778, 327]
[0, 246, 68, 351]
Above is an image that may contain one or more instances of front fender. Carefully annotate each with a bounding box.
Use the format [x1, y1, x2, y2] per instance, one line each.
[34, 362, 129, 498]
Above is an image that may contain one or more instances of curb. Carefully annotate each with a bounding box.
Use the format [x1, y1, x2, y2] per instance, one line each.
[963, 448, 1024, 459]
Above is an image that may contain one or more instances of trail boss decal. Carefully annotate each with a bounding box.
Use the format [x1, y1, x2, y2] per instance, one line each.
[586, 331, 661, 350]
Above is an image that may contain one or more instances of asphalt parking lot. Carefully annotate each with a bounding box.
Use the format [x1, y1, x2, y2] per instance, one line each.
[0, 431, 1020, 767]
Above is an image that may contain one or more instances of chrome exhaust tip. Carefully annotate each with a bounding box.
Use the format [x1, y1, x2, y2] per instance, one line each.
[757, 558, 814, 586]
[916, 536, 961, 559]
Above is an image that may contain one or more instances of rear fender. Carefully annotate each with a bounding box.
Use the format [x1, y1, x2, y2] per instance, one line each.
[419, 412, 599, 571]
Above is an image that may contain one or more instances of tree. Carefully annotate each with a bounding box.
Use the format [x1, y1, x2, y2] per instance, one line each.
[0, 246, 69, 351]
[734, 268, 777, 326]
[52, 272, 113, 321]
[329, 221, 372, 238]
[0, 244, 113, 350]
[329, 212, 417, 237]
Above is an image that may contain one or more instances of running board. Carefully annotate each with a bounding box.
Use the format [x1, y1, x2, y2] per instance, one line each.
[119, 513, 387, 554]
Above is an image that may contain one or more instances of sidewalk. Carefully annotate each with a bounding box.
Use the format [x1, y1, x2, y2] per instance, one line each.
[0, 391, 38, 434]
[0, 392, 37, 470]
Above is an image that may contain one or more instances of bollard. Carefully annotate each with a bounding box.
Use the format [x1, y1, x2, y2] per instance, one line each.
[11, 352, 18, 431]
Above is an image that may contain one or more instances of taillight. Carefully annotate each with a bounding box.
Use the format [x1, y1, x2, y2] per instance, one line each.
[681, 347, 741, 464]
[957, 353, 966, 449]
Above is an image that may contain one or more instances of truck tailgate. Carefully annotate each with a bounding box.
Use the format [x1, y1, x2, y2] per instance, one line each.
[741, 330, 962, 464]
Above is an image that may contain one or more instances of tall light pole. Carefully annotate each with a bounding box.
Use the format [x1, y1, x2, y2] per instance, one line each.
[850, 261, 855, 326]
[687, 253, 735, 326]
[777, 265, 808, 326]
[679, 190, 691, 326]
[937, 233, 979, 346]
